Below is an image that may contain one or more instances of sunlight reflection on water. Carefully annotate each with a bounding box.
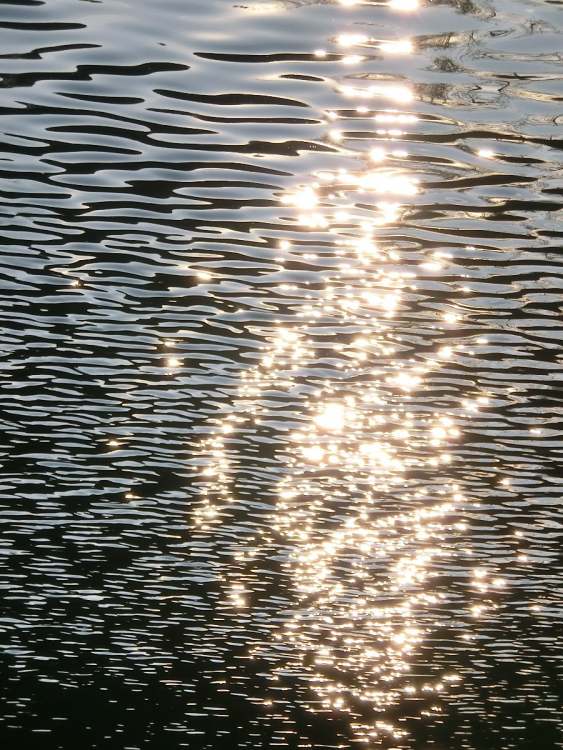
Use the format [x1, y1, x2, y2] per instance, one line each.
[191, 0, 510, 743]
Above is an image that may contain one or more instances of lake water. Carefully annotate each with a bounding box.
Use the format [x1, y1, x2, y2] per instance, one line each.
[0, 0, 562, 747]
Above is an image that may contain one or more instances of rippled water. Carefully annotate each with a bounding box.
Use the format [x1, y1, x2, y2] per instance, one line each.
[1, 0, 562, 747]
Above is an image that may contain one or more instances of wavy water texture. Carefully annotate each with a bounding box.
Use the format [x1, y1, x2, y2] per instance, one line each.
[190, 21, 504, 740]
[0, 0, 562, 748]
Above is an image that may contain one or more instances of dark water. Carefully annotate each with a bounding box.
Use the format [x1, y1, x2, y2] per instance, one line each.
[1, 0, 562, 748]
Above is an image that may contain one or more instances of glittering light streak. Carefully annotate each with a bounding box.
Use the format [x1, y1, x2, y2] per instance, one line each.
[190, 2, 508, 744]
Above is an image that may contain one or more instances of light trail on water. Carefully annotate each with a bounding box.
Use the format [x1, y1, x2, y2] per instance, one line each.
[191, 0, 508, 744]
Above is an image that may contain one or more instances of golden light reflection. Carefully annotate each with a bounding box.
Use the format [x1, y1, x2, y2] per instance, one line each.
[190, 1, 509, 744]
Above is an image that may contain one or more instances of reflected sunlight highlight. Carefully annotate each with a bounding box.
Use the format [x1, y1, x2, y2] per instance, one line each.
[191, 0, 506, 745]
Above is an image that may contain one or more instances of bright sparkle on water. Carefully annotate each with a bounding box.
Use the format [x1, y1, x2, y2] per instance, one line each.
[190, 0, 513, 745]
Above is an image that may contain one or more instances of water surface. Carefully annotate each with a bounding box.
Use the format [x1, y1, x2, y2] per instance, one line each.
[0, 0, 562, 747]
